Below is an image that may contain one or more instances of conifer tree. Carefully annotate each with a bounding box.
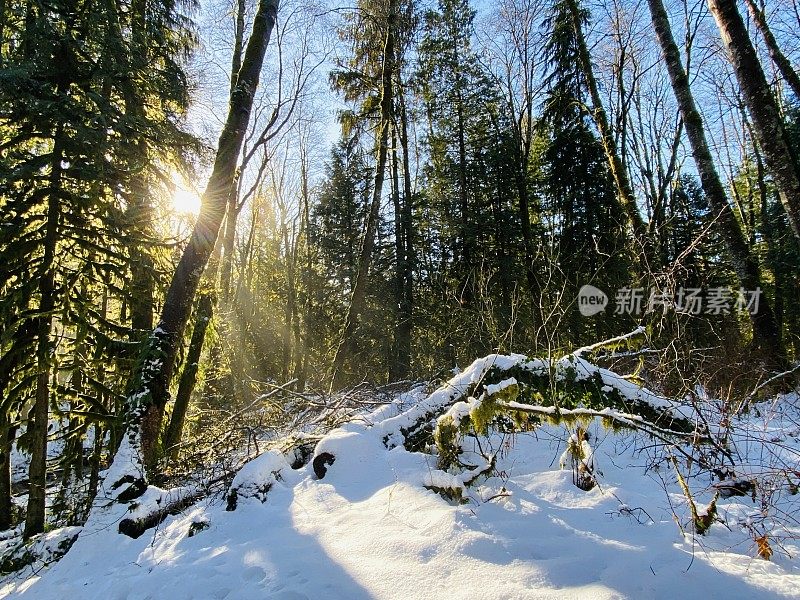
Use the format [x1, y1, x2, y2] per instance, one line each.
[0, 0, 197, 536]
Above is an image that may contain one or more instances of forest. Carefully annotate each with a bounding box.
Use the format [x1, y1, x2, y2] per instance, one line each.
[1, 0, 800, 596]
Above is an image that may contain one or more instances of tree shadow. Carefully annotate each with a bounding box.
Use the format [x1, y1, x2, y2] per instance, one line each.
[6, 485, 374, 600]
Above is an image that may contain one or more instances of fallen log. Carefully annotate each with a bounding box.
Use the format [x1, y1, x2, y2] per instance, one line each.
[118, 486, 202, 539]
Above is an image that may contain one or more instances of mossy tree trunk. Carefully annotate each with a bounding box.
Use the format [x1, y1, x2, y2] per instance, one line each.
[707, 0, 800, 240]
[131, 0, 280, 469]
[647, 0, 783, 361]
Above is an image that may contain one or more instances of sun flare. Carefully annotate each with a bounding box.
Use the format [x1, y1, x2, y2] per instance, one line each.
[171, 175, 202, 216]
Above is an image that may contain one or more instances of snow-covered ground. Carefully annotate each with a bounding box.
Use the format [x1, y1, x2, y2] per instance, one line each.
[3, 362, 800, 599]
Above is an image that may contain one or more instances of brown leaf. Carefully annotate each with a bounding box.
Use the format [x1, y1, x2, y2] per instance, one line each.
[756, 535, 773, 561]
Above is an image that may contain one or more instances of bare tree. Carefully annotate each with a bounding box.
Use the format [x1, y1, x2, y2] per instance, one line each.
[647, 0, 783, 360]
[742, 0, 800, 100]
[706, 0, 800, 239]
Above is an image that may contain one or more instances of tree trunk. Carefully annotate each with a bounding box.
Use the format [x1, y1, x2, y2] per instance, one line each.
[453, 39, 472, 304]
[0, 319, 36, 531]
[127, 193, 155, 335]
[389, 126, 404, 379]
[24, 130, 62, 538]
[0, 419, 15, 530]
[281, 218, 298, 381]
[132, 0, 280, 469]
[219, 179, 240, 304]
[294, 145, 312, 390]
[394, 86, 414, 380]
[163, 291, 214, 457]
[565, 0, 646, 237]
[742, 0, 800, 101]
[330, 3, 396, 388]
[647, 0, 784, 359]
[707, 0, 800, 240]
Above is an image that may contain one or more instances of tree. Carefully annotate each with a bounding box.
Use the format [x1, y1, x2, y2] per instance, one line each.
[706, 0, 800, 240]
[329, 0, 399, 387]
[541, 0, 632, 346]
[126, 0, 280, 470]
[562, 0, 645, 237]
[742, 0, 800, 101]
[0, 0, 197, 536]
[483, 0, 547, 298]
[647, 0, 783, 359]
[414, 0, 527, 363]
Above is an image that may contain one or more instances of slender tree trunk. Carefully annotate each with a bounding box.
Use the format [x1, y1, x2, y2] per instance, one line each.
[396, 86, 414, 380]
[514, 144, 539, 297]
[24, 131, 63, 538]
[647, 0, 783, 359]
[294, 147, 312, 389]
[0, 419, 15, 530]
[565, 0, 645, 237]
[0, 318, 36, 530]
[127, 194, 155, 334]
[743, 0, 800, 101]
[231, 0, 245, 87]
[389, 127, 404, 380]
[219, 179, 240, 303]
[707, 0, 800, 240]
[453, 41, 472, 304]
[163, 291, 214, 457]
[281, 219, 298, 381]
[131, 0, 279, 469]
[330, 4, 396, 388]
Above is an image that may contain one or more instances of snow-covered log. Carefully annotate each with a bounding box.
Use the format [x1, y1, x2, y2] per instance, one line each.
[377, 350, 697, 462]
[118, 486, 200, 539]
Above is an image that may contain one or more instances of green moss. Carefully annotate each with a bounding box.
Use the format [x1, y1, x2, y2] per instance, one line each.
[424, 484, 469, 505]
[695, 493, 719, 535]
[470, 382, 518, 435]
[434, 415, 462, 469]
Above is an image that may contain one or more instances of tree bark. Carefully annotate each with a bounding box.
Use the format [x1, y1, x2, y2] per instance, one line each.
[132, 0, 280, 469]
[163, 291, 214, 457]
[742, 0, 800, 101]
[707, 0, 800, 240]
[0, 419, 15, 530]
[219, 179, 240, 304]
[330, 3, 396, 388]
[647, 0, 784, 359]
[391, 85, 414, 380]
[565, 0, 646, 237]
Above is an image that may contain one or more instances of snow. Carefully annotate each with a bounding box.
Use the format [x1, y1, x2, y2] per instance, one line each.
[484, 377, 518, 397]
[3, 371, 800, 599]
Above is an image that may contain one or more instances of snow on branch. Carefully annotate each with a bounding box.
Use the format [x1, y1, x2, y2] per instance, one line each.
[572, 326, 647, 357]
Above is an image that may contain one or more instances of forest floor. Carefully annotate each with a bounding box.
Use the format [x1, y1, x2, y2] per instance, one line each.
[2, 372, 800, 599]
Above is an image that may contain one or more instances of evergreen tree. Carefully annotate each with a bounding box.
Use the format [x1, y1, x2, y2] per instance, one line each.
[0, 0, 197, 535]
[541, 0, 632, 345]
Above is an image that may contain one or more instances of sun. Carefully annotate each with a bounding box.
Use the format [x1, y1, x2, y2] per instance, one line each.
[171, 174, 202, 216]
